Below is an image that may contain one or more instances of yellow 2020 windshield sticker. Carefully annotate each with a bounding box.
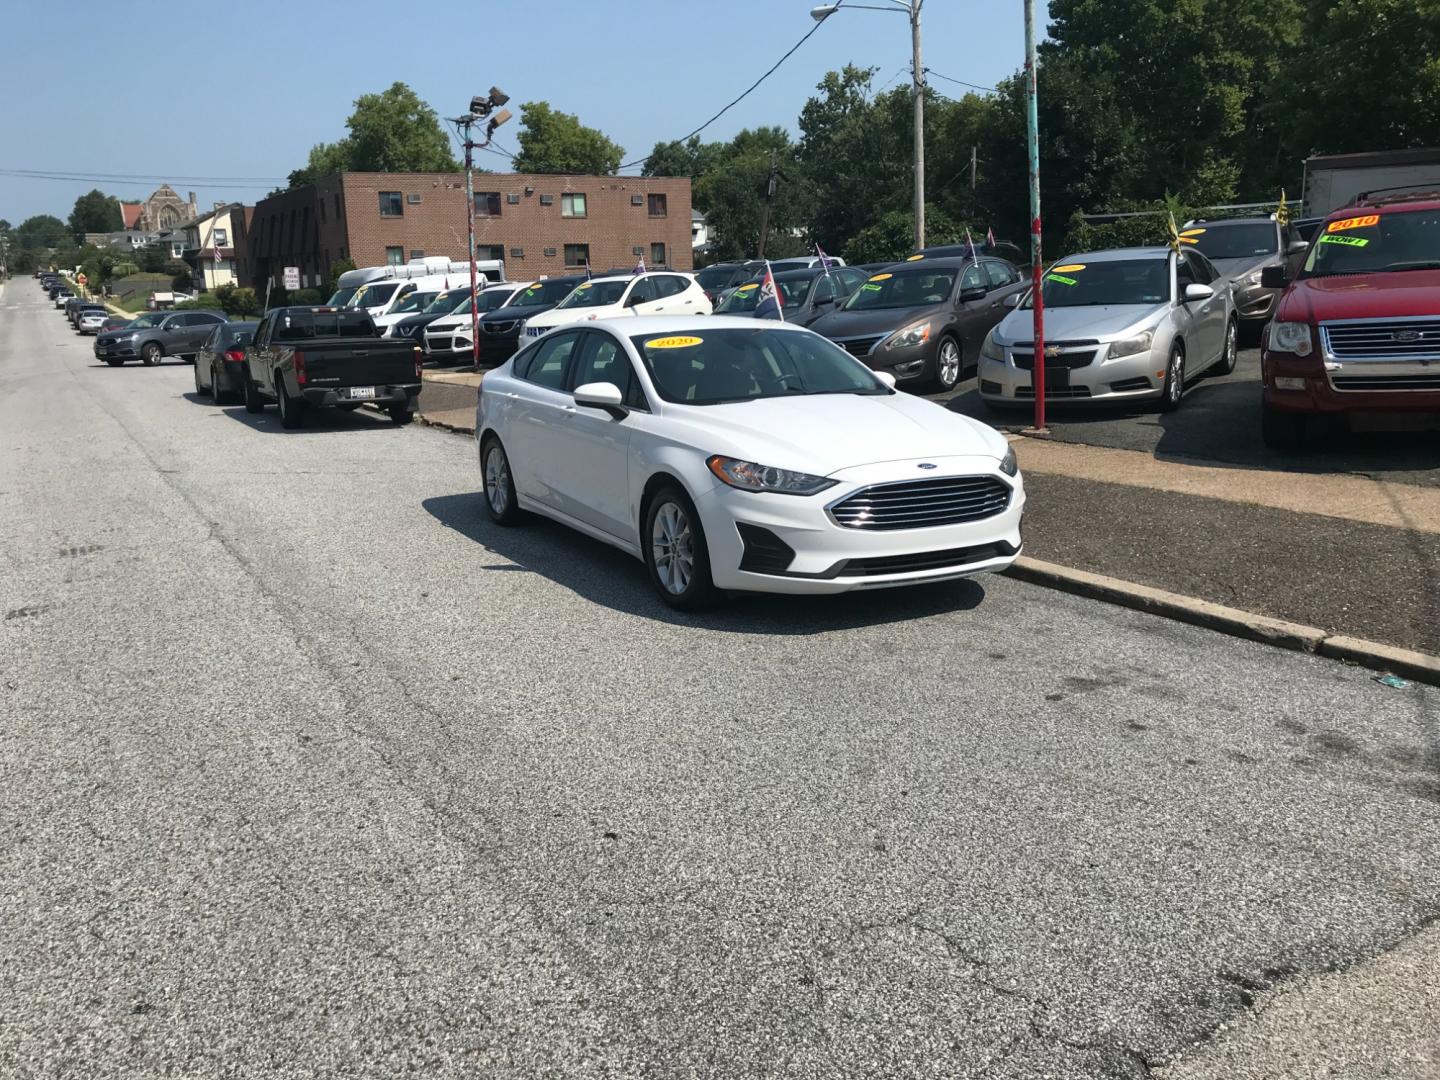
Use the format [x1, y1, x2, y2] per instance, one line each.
[869, 273, 893, 281]
[1051, 263, 1086, 273]
[646, 336, 703, 349]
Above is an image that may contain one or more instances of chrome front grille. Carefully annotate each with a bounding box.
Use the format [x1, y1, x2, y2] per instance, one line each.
[484, 320, 518, 335]
[838, 336, 882, 358]
[828, 475, 1011, 531]
[1322, 319, 1440, 361]
[1332, 373, 1440, 391]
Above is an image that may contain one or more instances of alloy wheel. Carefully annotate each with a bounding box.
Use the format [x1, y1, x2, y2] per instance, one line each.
[1168, 349, 1184, 403]
[484, 445, 510, 515]
[937, 338, 961, 388]
[651, 502, 694, 595]
[1224, 321, 1237, 371]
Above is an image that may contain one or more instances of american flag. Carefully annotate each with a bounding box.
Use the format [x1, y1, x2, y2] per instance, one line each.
[753, 261, 784, 322]
[633, 256, 646, 276]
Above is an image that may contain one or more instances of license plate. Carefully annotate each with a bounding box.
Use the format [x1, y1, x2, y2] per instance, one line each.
[1042, 366, 1071, 389]
[348, 386, 376, 399]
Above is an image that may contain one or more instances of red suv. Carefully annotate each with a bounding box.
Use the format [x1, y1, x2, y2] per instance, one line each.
[1259, 196, 1440, 448]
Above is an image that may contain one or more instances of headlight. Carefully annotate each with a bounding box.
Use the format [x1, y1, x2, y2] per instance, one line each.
[1242, 268, 1264, 287]
[999, 446, 1018, 477]
[1269, 320, 1313, 356]
[706, 455, 837, 496]
[1108, 329, 1154, 359]
[981, 328, 1005, 362]
[882, 320, 931, 351]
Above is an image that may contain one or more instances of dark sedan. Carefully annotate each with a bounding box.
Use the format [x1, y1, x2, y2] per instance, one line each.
[476, 275, 587, 364]
[808, 256, 1029, 391]
[713, 266, 869, 327]
[693, 260, 766, 305]
[193, 321, 259, 404]
[385, 286, 476, 346]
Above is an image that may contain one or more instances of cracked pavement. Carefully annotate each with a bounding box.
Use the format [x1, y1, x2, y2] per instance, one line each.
[3, 283, 1440, 1077]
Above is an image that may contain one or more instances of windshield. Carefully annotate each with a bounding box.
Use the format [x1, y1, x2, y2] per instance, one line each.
[1026, 258, 1169, 308]
[328, 286, 358, 307]
[454, 287, 521, 316]
[555, 279, 628, 309]
[1301, 208, 1440, 277]
[126, 313, 163, 328]
[696, 265, 739, 289]
[422, 290, 469, 314]
[512, 279, 582, 307]
[390, 291, 436, 315]
[843, 268, 957, 310]
[632, 327, 887, 404]
[349, 282, 399, 308]
[715, 277, 814, 314]
[1190, 222, 1278, 260]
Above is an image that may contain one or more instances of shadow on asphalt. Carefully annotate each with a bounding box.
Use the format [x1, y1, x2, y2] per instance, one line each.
[943, 353, 1439, 482]
[422, 492, 987, 633]
[216, 403, 398, 433]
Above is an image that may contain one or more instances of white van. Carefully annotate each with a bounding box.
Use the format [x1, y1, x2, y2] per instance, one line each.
[328, 257, 504, 313]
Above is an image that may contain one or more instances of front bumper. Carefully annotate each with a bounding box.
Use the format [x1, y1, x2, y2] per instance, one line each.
[94, 339, 139, 359]
[978, 346, 1164, 404]
[1262, 348, 1440, 414]
[299, 384, 421, 408]
[697, 456, 1025, 595]
[423, 329, 472, 357]
[833, 335, 935, 383]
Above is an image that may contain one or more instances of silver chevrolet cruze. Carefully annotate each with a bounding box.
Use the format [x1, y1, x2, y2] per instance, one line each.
[978, 246, 1237, 411]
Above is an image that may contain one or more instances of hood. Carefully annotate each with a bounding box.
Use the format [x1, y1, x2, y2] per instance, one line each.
[995, 303, 1163, 343]
[664, 391, 1008, 476]
[392, 313, 441, 332]
[809, 302, 948, 341]
[1208, 253, 1274, 279]
[481, 302, 558, 326]
[1277, 270, 1440, 323]
[526, 306, 618, 330]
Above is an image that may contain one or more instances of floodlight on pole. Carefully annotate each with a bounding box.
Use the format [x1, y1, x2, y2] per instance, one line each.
[458, 87, 511, 371]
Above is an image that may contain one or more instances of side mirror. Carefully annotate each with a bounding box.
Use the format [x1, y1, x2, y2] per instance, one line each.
[1003, 292, 1022, 308]
[959, 286, 988, 303]
[813, 293, 834, 307]
[873, 371, 898, 390]
[1260, 265, 1290, 289]
[574, 381, 626, 415]
[1183, 283, 1215, 303]
[1286, 239, 1309, 256]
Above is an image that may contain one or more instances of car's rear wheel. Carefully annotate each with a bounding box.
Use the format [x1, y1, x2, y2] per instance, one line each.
[388, 404, 414, 425]
[932, 334, 964, 392]
[644, 486, 717, 610]
[1159, 342, 1185, 412]
[243, 372, 265, 414]
[481, 437, 524, 525]
[193, 360, 208, 396]
[1217, 318, 1238, 375]
[276, 378, 307, 429]
[1261, 404, 1309, 451]
[141, 342, 163, 366]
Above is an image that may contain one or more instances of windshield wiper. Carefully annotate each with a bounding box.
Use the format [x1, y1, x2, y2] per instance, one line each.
[1382, 260, 1440, 272]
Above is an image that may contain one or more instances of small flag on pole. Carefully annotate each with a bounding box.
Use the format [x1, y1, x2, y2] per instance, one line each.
[633, 255, 646, 276]
[1276, 189, 1290, 226]
[1167, 212, 1182, 253]
[985, 226, 996, 250]
[964, 228, 978, 261]
[754, 261, 784, 322]
[815, 243, 833, 272]
[584, 258, 592, 280]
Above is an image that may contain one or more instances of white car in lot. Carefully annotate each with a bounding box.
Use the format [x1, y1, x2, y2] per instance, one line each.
[423, 281, 532, 359]
[77, 310, 108, 334]
[477, 316, 1023, 608]
[518, 271, 712, 343]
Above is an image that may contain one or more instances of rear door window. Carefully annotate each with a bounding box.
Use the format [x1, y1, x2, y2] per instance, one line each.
[520, 331, 581, 390]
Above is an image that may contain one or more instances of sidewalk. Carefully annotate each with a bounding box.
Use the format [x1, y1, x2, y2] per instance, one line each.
[416, 369, 482, 431]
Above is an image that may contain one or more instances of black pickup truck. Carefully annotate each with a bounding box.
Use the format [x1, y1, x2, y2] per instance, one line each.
[243, 307, 422, 429]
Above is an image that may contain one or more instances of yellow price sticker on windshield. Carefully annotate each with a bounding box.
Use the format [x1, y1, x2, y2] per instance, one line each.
[906, 254, 925, 261]
[577, 282, 592, 289]
[1051, 263, 1086, 273]
[736, 283, 758, 292]
[646, 336, 703, 349]
[1046, 273, 1078, 286]
[1328, 214, 1379, 233]
[1319, 233, 1369, 247]
[869, 272, 893, 281]
[1179, 228, 1206, 237]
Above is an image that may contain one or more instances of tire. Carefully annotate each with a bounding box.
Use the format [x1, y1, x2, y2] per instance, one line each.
[1217, 318, 1238, 376]
[105, 358, 124, 367]
[388, 404, 414, 425]
[1261, 404, 1309, 451]
[643, 486, 718, 611]
[276, 377, 307, 429]
[1159, 341, 1186, 412]
[243, 373, 265, 414]
[480, 436, 524, 526]
[141, 342, 163, 366]
[194, 360, 208, 396]
[932, 334, 964, 392]
[212, 365, 234, 405]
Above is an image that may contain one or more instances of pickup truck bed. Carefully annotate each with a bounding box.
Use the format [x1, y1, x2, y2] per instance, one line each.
[243, 306, 422, 429]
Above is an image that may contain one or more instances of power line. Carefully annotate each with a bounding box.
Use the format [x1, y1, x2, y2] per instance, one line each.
[924, 68, 1000, 95]
[0, 167, 287, 184]
[616, 14, 832, 172]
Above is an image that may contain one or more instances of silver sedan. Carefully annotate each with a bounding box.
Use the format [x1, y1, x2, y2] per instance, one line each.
[978, 246, 1237, 411]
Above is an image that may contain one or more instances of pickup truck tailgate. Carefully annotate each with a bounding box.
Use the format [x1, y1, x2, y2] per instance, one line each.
[302, 344, 417, 387]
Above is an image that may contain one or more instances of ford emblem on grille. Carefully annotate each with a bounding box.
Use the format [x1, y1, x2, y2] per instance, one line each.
[917, 462, 937, 470]
[1394, 329, 1422, 343]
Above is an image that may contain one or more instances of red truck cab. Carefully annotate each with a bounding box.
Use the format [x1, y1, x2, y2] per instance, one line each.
[1259, 196, 1440, 448]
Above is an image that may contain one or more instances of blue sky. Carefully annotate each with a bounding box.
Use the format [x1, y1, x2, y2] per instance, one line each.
[1, 0, 1026, 225]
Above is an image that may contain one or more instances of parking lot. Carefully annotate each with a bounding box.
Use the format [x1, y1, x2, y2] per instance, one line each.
[6, 274, 1440, 1079]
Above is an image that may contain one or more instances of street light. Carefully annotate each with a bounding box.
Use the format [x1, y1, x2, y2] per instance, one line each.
[455, 88, 513, 369]
[812, 0, 926, 249]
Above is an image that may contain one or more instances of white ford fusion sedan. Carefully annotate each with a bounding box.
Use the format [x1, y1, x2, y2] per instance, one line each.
[476, 316, 1024, 609]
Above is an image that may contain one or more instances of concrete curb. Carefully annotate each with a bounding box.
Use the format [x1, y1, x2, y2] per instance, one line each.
[417, 414, 476, 437]
[1004, 556, 1440, 686]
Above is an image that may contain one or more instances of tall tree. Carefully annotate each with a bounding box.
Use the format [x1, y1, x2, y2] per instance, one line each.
[288, 82, 456, 188]
[511, 102, 624, 175]
[15, 214, 68, 249]
[695, 127, 809, 261]
[641, 136, 728, 189]
[68, 190, 123, 240]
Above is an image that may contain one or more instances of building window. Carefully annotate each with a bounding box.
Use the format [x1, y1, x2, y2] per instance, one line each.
[632, 246, 645, 256]
[319, 200, 326, 223]
[651, 243, 666, 265]
[509, 247, 524, 259]
[379, 191, 403, 217]
[648, 193, 668, 217]
[631, 194, 644, 206]
[474, 192, 502, 217]
[544, 247, 557, 257]
[407, 193, 422, 205]
[561, 193, 587, 218]
[213, 228, 227, 247]
[334, 194, 341, 220]
[506, 193, 520, 205]
[386, 246, 404, 267]
[564, 244, 590, 267]
[539, 193, 554, 206]
[477, 244, 505, 261]
[410, 249, 425, 260]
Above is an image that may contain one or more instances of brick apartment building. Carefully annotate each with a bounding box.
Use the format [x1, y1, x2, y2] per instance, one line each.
[239, 171, 694, 291]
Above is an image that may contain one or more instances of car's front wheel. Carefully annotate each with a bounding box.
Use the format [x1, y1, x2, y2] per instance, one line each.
[933, 334, 964, 392]
[481, 436, 524, 525]
[1159, 342, 1185, 412]
[141, 342, 163, 366]
[644, 486, 717, 610]
[1217, 318, 1238, 375]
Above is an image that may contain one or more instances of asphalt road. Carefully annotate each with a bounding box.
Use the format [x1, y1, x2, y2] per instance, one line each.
[944, 348, 1440, 489]
[4, 281, 1440, 1078]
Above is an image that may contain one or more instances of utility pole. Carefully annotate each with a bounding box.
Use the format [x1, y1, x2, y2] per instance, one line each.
[757, 153, 780, 258]
[970, 145, 977, 192]
[910, 0, 925, 250]
[453, 89, 512, 370]
[1023, 0, 1047, 435]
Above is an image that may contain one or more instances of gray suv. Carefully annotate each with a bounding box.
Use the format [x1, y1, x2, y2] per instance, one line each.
[1183, 216, 1309, 341]
[93, 310, 228, 366]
